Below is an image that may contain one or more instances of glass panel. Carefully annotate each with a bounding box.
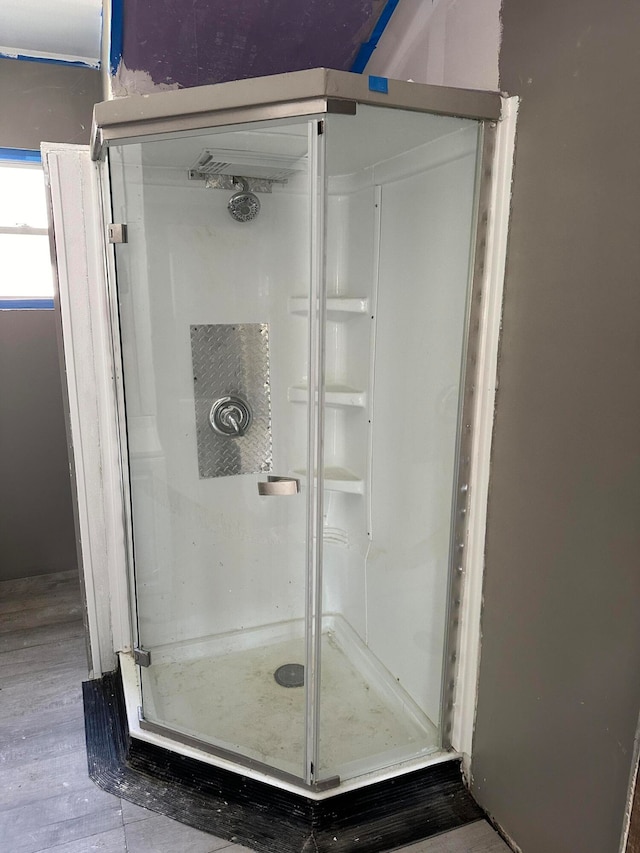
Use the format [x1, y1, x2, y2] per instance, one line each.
[0, 234, 53, 297]
[318, 105, 481, 781]
[109, 119, 316, 780]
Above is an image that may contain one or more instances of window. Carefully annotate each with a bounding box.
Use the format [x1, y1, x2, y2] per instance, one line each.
[0, 149, 54, 309]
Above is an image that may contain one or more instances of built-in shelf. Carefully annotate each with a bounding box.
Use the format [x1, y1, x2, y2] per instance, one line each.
[293, 466, 364, 495]
[288, 384, 366, 408]
[289, 296, 369, 321]
[289, 294, 368, 496]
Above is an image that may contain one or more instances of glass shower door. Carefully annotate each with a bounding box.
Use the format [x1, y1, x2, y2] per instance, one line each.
[108, 118, 323, 782]
[316, 106, 482, 782]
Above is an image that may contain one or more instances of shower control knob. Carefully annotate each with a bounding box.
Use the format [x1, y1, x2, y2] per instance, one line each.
[209, 396, 252, 436]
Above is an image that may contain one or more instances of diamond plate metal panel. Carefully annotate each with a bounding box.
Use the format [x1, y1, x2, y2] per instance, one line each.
[191, 324, 272, 478]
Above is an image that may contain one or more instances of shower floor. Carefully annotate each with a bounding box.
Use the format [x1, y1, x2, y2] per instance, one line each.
[140, 618, 440, 780]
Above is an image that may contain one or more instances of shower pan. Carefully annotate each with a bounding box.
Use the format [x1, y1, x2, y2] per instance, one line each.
[45, 68, 516, 849]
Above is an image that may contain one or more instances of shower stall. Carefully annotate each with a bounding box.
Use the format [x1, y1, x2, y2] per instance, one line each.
[46, 69, 515, 805]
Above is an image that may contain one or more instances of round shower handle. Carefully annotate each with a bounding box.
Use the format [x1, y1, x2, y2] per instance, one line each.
[209, 395, 252, 436]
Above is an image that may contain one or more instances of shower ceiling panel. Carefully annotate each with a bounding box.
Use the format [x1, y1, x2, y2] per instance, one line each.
[190, 148, 307, 183]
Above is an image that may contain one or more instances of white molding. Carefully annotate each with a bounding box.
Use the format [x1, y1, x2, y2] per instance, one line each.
[94, 157, 134, 656]
[450, 96, 519, 767]
[619, 708, 640, 852]
[43, 143, 129, 676]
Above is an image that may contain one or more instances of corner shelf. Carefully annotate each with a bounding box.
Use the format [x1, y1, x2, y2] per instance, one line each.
[288, 293, 369, 499]
[288, 384, 367, 408]
[289, 296, 369, 321]
[293, 466, 364, 495]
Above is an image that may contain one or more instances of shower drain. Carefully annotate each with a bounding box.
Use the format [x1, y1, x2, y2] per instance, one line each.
[274, 663, 304, 688]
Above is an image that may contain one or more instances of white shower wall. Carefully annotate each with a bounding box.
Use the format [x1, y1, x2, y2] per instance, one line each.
[367, 142, 478, 724]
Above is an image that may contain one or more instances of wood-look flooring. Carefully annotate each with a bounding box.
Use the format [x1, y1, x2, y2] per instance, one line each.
[0, 569, 511, 853]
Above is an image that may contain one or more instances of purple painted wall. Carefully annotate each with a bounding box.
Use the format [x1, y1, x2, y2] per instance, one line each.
[121, 0, 384, 88]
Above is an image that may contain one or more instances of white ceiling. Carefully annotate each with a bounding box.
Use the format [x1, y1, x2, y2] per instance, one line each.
[0, 0, 102, 66]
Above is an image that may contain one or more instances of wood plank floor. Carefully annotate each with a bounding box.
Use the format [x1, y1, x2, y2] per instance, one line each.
[0, 570, 511, 853]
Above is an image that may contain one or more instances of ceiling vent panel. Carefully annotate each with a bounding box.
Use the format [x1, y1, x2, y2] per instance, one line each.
[189, 148, 306, 183]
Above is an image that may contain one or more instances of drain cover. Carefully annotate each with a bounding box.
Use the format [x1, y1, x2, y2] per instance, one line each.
[274, 663, 304, 688]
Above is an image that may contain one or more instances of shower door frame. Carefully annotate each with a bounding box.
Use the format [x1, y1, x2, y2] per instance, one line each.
[102, 115, 333, 791]
[48, 69, 514, 796]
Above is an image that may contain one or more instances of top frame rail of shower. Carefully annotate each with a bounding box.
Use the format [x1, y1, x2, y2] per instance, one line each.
[91, 67, 502, 160]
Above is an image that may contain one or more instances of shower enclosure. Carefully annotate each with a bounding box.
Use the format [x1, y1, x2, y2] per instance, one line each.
[49, 70, 512, 797]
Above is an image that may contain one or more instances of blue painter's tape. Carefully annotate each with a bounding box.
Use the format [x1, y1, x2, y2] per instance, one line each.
[351, 0, 401, 74]
[0, 51, 98, 69]
[110, 0, 124, 75]
[0, 148, 41, 163]
[0, 299, 54, 310]
[368, 75, 389, 94]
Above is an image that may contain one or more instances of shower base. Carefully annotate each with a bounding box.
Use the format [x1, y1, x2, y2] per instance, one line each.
[138, 616, 439, 782]
[83, 668, 484, 853]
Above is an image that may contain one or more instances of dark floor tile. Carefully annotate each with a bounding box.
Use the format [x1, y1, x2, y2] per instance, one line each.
[0, 634, 87, 677]
[1, 803, 123, 853]
[0, 747, 96, 810]
[0, 714, 86, 766]
[0, 785, 121, 837]
[35, 825, 127, 853]
[0, 583, 82, 618]
[0, 601, 83, 635]
[120, 798, 155, 825]
[124, 813, 234, 853]
[0, 570, 79, 599]
[395, 820, 511, 852]
[0, 619, 86, 654]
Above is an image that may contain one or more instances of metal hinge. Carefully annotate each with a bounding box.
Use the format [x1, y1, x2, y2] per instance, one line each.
[108, 223, 128, 244]
[318, 120, 324, 135]
[133, 647, 151, 667]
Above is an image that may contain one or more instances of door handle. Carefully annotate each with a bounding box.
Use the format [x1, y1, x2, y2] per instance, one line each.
[257, 476, 300, 496]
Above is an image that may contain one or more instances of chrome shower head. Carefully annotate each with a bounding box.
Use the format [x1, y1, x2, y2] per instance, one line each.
[228, 177, 260, 222]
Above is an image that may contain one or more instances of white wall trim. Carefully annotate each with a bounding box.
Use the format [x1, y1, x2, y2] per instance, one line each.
[43, 143, 129, 676]
[95, 155, 134, 656]
[450, 96, 519, 768]
[619, 708, 640, 852]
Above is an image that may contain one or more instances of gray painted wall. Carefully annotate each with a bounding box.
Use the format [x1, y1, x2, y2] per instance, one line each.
[471, 2, 640, 851]
[0, 57, 101, 148]
[0, 311, 77, 580]
[0, 58, 100, 580]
